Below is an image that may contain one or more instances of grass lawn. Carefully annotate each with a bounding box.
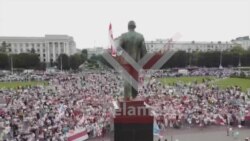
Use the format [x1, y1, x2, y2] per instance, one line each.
[160, 76, 215, 85]
[160, 76, 250, 92]
[213, 78, 250, 92]
[0, 81, 48, 89]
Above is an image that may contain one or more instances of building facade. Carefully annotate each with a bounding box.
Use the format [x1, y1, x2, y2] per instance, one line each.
[85, 39, 235, 57]
[232, 36, 250, 50]
[145, 39, 234, 53]
[0, 35, 76, 63]
[86, 47, 104, 58]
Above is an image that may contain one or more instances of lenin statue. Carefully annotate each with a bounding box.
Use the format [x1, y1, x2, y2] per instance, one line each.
[118, 20, 147, 99]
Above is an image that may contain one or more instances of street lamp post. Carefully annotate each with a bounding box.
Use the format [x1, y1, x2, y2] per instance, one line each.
[6, 44, 13, 75]
[1, 42, 13, 74]
[10, 55, 13, 74]
[188, 48, 192, 67]
[238, 54, 241, 67]
[60, 55, 63, 72]
[219, 50, 223, 69]
[238, 54, 241, 76]
[7, 53, 13, 75]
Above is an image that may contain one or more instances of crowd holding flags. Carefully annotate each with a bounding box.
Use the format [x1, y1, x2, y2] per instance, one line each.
[0, 24, 249, 141]
[66, 128, 88, 141]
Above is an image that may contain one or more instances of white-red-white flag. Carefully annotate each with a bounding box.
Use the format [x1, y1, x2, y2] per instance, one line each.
[78, 115, 85, 125]
[139, 72, 145, 86]
[67, 128, 88, 141]
[109, 23, 117, 57]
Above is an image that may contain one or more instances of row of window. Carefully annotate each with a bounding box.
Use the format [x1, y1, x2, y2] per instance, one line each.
[40, 54, 61, 62]
[49, 42, 65, 48]
[39, 53, 60, 58]
[147, 46, 232, 52]
[9, 42, 65, 48]
[10, 47, 64, 54]
[146, 44, 232, 49]
[10, 43, 45, 48]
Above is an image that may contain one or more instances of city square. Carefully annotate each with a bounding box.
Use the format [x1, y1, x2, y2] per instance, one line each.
[0, 0, 250, 141]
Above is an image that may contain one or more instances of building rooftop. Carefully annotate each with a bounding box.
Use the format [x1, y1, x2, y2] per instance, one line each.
[0, 35, 74, 42]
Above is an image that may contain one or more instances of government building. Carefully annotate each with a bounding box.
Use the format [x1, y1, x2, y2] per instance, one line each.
[0, 35, 76, 63]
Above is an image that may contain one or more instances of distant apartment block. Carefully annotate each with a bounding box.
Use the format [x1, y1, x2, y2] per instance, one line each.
[232, 36, 250, 50]
[86, 47, 104, 58]
[84, 36, 250, 57]
[0, 35, 76, 63]
[145, 40, 234, 53]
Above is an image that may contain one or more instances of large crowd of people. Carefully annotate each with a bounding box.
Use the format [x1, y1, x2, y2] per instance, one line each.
[147, 68, 244, 78]
[0, 71, 121, 140]
[141, 77, 250, 129]
[0, 71, 50, 82]
[0, 68, 249, 140]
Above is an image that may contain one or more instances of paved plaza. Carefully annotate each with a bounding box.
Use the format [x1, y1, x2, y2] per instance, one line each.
[164, 128, 250, 141]
[88, 126, 250, 141]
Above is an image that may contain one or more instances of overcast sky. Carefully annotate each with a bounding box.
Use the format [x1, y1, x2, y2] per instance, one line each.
[0, 0, 249, 49]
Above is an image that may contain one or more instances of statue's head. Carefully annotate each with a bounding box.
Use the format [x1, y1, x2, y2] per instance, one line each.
[128, 20, 136, 31]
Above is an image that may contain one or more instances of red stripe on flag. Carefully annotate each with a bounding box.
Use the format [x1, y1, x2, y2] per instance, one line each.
[109, 23, 113, 39]
[143, 40, 172, 69]
[109, 23, 116, 57]
[143, 53, 163, 69]
[68, 131, 88, 141]
[114, 56, 139, 81]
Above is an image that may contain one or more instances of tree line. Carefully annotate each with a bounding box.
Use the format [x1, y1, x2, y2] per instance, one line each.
[55, 50, 87, 70]
[1, 41, 250, 70]
[0, 44, 88, 70]
[162, 46, 250, 68]
[0, 52, 89, 70]
[87, 46, 250, 69]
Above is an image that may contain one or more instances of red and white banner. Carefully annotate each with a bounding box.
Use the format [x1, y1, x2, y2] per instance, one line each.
[78, 115, 85, 125]
[67, 128, 88, 141]
[109, 23, 117, 57]
[245, 111, 250, 121]
[215, 115, 225, 125]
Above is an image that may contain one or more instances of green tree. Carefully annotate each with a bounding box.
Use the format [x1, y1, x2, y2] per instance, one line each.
[30, 48, 36, 54]
[81, 49, 88, 61]
[241, 50, 250, 66]
[57, 54, 70, 70]
[230, 45, 245, 54]
[162, 51, 188, 68]
[88, 54, 114, 69]
[247, 47, 250, 52]
[0, 53, 9, 69]
[0, 41, 11, 53]
[191, 51, 199, 66]
[69, 54, 83, 70]
[155, 47, 250, 69]
[88, 54, 99, 68]
[38, 62, 46, 70]
[230, 45, 245, 67]
[12, 53, 40, 69]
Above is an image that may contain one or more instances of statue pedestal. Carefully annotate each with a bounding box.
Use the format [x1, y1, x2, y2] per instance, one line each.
[114, 101, 153, 141]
